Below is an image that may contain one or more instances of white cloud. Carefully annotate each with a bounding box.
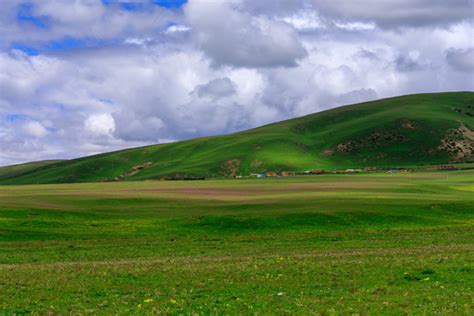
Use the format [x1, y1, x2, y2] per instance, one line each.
[124, 37, 153, 46]
[85, 113, 115, 136]
[334, 22, 376, 31]
[185, 0, 307, 68]
[193, 78, 237, 99]
[22, 121, 48, 137]
[281, 10, 324, 30]
[165, 24, 191, 34]
[312, 0, 473, 29]
[0, 0, 177, 47]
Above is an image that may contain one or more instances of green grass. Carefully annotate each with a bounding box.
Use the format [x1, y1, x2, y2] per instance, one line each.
[1, 170, 473, 314]
[0, 160, 65, 180]
[1, 92, 473, 184]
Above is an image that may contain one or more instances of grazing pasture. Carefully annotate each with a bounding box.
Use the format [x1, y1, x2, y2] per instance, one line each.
[1, 170, 473, 314]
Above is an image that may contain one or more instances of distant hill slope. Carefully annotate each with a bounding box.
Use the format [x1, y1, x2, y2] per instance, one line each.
[0, 160, 65, 181]
[1, 92, 473, 184]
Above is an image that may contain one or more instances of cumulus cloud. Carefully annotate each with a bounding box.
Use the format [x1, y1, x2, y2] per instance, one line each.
[85, 113, 115, 136]
[0, 0, 176, 48]
[185, 0, 307, 68]
[165, 24, 191, 34]
[239, 0, 309, 17]
[446, 47, 474, 72]
[313, 0, 473, 29]
[113, 114, 165, 142]
[193, 78, 237, 99]
[0, 0, 473, 166]
[394, 51, 430, 72]
[281, 10, 324, 30]
[22, 121, 48, 137]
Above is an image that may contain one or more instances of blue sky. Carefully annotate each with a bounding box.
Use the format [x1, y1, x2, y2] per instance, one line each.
[11, 0, 188, 55]
[103, 0, 187, 11]
[16, 2, 49, 28]
[0, 0, 473, 165]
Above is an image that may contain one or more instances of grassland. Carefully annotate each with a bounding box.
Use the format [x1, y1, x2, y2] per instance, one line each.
[0, 160, 64, 180]
[1, 92, 473, 184]
[1, 170, 473, 314]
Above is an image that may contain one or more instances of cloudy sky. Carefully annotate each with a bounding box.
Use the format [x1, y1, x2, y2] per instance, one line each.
[1, 0, 473, 166]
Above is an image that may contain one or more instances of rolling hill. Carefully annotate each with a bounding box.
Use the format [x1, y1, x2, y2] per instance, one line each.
[1, 92, 473, 184]
[0, 160, 65, 181]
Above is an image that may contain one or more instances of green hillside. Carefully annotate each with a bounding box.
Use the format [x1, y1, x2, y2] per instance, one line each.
[1, 92, 473, 184]
[0, 160, 65, 180]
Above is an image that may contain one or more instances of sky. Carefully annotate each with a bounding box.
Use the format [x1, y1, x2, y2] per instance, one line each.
[0, 0, 473, 166]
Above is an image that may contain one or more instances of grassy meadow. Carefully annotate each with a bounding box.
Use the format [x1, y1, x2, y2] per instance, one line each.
[1, 170, 473, 314]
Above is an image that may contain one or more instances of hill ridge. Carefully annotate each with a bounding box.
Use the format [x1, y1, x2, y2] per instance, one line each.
[1, 91, 473, 184]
